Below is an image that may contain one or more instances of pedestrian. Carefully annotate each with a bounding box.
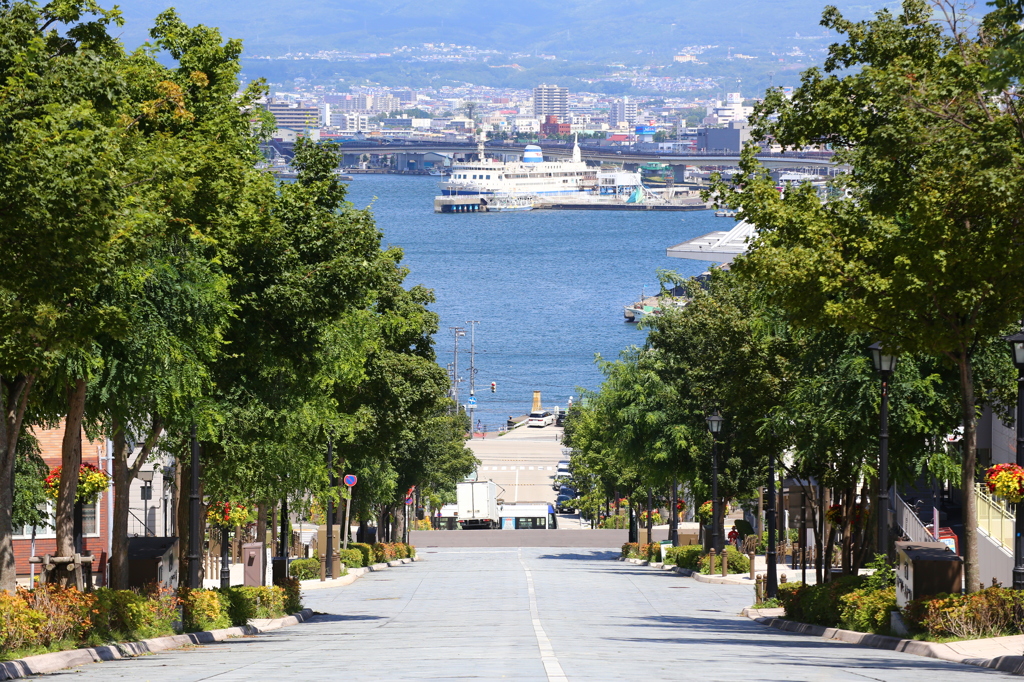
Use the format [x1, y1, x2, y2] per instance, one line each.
[728, 525, 740, 550]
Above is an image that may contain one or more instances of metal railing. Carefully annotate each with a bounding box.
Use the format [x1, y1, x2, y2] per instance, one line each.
[976, 483, 1015, 551]
[890, 488, 936, 544]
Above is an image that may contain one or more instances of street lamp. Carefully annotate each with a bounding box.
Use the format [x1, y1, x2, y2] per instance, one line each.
[868, 342, 898, 558]
[766, 439, 778, 599]
[137, 469, 154, 538]
[706, 410, 724, 553]
[1004, 329, 1024, 590]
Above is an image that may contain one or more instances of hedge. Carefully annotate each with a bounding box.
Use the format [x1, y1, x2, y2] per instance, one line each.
[699, 547, 750, 575]
[289, 558, 321, 581]
[663, 545, 702, 570]
[350, 542, 374, 567]
[0, 582, 306, 661]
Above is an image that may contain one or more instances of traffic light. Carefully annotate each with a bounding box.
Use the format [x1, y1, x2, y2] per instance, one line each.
[491, 382, 496, 393]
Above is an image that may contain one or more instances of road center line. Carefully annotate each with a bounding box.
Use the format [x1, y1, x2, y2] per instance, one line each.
[519, 549, 568, 682]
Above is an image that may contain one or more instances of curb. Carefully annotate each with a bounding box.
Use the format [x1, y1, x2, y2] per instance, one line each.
[0, 608, 314, 680]
[617, 556, 749, 583]
[299, 554, 419, 590]
[743, 610, 1024, 675]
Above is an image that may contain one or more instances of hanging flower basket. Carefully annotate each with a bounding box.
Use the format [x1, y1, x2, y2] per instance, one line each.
[206, 501, 252, 527]
[986, 463, 1024, 503]
[43, 463, 111, 504]
[697, 500, 713, 525]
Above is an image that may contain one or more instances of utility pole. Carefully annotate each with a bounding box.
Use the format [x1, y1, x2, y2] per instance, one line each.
[467, 321, 479, 433]
[449, 327, 466, 409]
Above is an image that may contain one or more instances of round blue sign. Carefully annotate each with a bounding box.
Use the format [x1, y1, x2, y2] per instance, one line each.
[344, 474, 357, 487]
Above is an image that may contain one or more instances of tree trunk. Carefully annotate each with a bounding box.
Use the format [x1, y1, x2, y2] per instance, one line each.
[110, 416, 163, 590]
[55, 379, 87, 584]
[0, 374, 35, 593]
[959, 354, 979, 592]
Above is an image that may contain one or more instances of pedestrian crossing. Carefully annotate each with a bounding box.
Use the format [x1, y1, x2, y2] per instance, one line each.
[478, 465, 554, 471]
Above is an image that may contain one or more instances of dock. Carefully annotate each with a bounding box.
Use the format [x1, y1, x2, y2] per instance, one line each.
[434, 194, 710, 213]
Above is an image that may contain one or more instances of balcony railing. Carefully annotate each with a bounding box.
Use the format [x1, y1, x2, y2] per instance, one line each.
[976, 483, 1014, 551]
[890, 488, 935, 544]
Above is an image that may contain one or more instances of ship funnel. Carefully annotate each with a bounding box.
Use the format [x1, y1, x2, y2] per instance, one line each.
[532, 391, 542, 413]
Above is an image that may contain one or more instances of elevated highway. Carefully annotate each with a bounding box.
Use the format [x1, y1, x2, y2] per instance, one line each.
[327, 139, 839, 168]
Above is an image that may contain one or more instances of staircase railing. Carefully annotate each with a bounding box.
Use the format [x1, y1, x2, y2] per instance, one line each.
[889, 487, 935, 544]
[976, 483, 1014, 552]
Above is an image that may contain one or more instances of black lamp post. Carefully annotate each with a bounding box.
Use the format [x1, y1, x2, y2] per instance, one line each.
[707, 410, 724, 553]
[325, 439, 333, 580]
[1003, 330, 1024, 590]
[868, 342, 898, 558]
[188, 420, 201, 589]
[220, 524, 230, 589]
[766, 443, 778, 599]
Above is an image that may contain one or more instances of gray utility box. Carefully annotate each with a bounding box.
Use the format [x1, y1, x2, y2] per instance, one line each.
[895, 541, 963, 607]
[242, 542, 264, 586]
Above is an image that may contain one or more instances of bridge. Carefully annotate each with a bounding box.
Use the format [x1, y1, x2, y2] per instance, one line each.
[268, 138, 840, 169]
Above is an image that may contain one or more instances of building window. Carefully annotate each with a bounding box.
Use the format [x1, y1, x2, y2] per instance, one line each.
[13, 500, 100, 539]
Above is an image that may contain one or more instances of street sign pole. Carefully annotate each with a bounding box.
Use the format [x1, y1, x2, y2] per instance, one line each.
[342, 474, 357, 550]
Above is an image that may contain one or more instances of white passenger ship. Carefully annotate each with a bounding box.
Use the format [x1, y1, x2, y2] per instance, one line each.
[438, 139, 598, 197]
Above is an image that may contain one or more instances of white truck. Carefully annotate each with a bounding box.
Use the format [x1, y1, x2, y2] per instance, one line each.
[456, 480, 499, 529]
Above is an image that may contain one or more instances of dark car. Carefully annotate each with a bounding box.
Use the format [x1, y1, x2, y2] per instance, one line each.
[556, 494, 576, 513]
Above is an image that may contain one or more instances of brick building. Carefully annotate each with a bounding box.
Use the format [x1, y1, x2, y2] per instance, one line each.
[14, 422, 110, 587]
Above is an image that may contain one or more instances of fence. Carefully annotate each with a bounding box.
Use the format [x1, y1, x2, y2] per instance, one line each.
[976, 483, 1015, 552]
[889, 488, 935, 544]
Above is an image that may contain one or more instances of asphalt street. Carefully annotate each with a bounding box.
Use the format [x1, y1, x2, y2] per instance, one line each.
[467, 424, 566, 505]
[47, 549, 1005, 681]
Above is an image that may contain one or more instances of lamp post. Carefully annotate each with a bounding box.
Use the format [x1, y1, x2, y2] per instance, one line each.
[868, 342, 898, 558]
[220, 524, 231, 589]
[707, 410, 724, 553]
[766, 443, 778, 599]
[188, 421, 201, 589]
[138, 469, 154, 537]
[325, 439, 333, 580]
[1003, 330, 1024, 590]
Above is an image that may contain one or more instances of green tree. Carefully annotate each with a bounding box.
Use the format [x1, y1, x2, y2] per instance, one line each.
[714, 0, 1024, 589]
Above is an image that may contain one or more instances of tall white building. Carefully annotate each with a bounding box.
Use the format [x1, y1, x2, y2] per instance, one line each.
[609, 97, 638, 128]
[704, 93, 753, 126]
[533, 84, 569, 121]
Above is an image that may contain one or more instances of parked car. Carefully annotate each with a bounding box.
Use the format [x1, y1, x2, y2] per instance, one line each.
[556, 494, 576, 513]
[528, 411, 554, 427]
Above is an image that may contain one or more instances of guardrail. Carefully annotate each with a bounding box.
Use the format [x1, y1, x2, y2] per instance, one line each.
[890, 488, 936, 543]
[976, 482, 1014, 551]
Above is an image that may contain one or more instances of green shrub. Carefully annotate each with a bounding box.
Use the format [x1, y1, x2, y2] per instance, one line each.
[179, 588, 231, 632]
[289, 558, 320, 581]
[621, 542, 637, 558]
[91, 587, 178, 641]
[407, 544, 416, 559]
[281, 577, 303, 614]
[663, 545, 703, 569]
[839, 587, 897, 634]
[904, 587, 1023, 639]
[350, 542, 374, 566]
[0, 591, 46, 654]
[778, 574, 865, 627]
[220, 586, 287, 625]
[339, 548, 363, 568]
[20, 585, 97, 646]
[699, 547, 750, 575]
[601, 515, 629, 529]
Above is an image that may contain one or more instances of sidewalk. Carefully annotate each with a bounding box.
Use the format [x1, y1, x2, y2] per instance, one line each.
[744, 607, 1024, 675]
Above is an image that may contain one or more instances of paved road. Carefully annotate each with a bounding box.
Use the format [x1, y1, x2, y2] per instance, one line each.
[52, 549, 1002, 681]
[467, 425, 566, 505]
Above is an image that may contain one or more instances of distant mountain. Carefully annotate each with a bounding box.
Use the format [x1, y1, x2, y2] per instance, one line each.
[116, 1, 896, 58]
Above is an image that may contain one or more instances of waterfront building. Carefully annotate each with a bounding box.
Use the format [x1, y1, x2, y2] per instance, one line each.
[533, 84, 569, 122]
[265, 101, 321, 129]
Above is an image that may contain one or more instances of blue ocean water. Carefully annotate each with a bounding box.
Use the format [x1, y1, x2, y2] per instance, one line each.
[343, 175, 728, 428]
